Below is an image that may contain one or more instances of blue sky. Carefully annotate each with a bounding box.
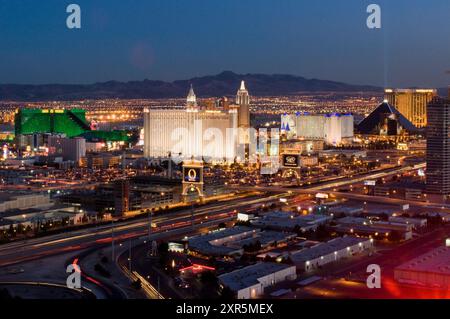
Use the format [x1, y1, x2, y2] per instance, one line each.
[0, 0, 449, 87]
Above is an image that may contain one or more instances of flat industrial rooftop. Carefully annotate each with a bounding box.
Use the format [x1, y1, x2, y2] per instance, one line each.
[396, 246, 450, 275]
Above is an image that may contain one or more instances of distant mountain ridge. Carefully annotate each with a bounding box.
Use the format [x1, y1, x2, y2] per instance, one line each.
[1, 71, 384, 101]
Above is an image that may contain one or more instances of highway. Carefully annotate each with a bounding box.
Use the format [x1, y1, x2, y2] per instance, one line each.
[306, 162, 426, 191]
[231, 162, 450, 209]
[0, 193, 287, 267]
[0, 162, 434, 268]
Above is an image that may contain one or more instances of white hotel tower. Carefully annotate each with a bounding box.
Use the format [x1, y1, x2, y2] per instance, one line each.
[144, 84, 246, 163]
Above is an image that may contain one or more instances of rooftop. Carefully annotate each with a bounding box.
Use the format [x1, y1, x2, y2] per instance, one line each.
[290, 236, 371, 263]
[219, 262, 295, 291]
[251, 212, 331, 230]
[227, 230, 296, 248]
[188, 226, 258, 256]
[396, 247, 450, 275]
[0, 192, 48, 201]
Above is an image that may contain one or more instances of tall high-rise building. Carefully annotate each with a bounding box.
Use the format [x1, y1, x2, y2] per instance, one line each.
[114, 179, 130, 216]
[144, 85, 240, 162]
[236, 81, 250, 129]
[385, 89, 437, 128]
[15, 109, 91, 137]
[426, 97, 450, 197]
[48, 136, 86, 163]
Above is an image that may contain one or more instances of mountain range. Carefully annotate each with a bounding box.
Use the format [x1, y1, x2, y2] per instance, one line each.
[0, 71, 403, 101]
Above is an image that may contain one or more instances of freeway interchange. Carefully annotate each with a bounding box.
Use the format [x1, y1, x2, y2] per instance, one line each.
[0, 193, 286, 267]
[0, 161, 440, 299]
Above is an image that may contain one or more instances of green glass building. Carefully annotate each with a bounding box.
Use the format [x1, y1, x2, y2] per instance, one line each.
[15, 109, 91, 138]
[78, 130, 132, 143]
[14, 108, 132, 143]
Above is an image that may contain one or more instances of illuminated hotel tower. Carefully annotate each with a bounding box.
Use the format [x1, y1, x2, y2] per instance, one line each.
[186, 84, 198, 111]
[236, 81, 250, 129]
[426, 97, 450, 198]
[384, 89, 437, 128]
[144, 85, 239, 162]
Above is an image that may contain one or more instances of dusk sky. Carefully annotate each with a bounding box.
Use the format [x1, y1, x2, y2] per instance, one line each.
[1, 0, 450, 87]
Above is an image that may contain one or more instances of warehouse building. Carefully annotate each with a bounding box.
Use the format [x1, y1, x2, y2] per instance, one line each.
[218, 262, 297, 299]
[187, 226, 296, 257]
[188, 226, 258, 257]
[394, 246, 450, 289]
[388, 216, 427, 229]
[0, 206, 86, 231]
[334, 216, 413, 241]
[290, 236, 373, 272]
[251, 211, 331, 232]
[0, 192, 51, 213]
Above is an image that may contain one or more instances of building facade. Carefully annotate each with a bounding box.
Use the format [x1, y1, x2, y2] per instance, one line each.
[144, 85, 242, 162]
[114, 179, 130, 216]
[0, 193, 51, 213]
[357, 101, 418, 136]
[236, 81, 250, 129]
[426, 97, 450, 197]
[385, 89, 437, 128]
[290, 236, 373, 272]
[48, 136, 86, 162]
[218, 262, 296, 299]
[281, 113, 354, 146]
[15, 109, 91, 138]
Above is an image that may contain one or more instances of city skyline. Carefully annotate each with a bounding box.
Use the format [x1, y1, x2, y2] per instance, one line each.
[1, 0, 450, 88]
[1, 0, 450, 305]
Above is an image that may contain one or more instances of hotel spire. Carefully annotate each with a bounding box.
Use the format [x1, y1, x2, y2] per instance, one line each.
[236, 80, 250, 129]
[186, 84, 198, 109]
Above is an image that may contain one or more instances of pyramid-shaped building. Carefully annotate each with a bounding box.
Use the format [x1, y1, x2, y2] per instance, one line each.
[357, 101, 419, 135]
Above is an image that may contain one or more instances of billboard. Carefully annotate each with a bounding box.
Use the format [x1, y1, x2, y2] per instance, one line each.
[183, 167, 202, 183]
[282, 154, 300, 168]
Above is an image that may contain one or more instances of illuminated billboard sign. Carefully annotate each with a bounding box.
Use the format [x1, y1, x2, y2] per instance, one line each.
[183, 167, 201, 183]
[282, 154, 300, 168]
